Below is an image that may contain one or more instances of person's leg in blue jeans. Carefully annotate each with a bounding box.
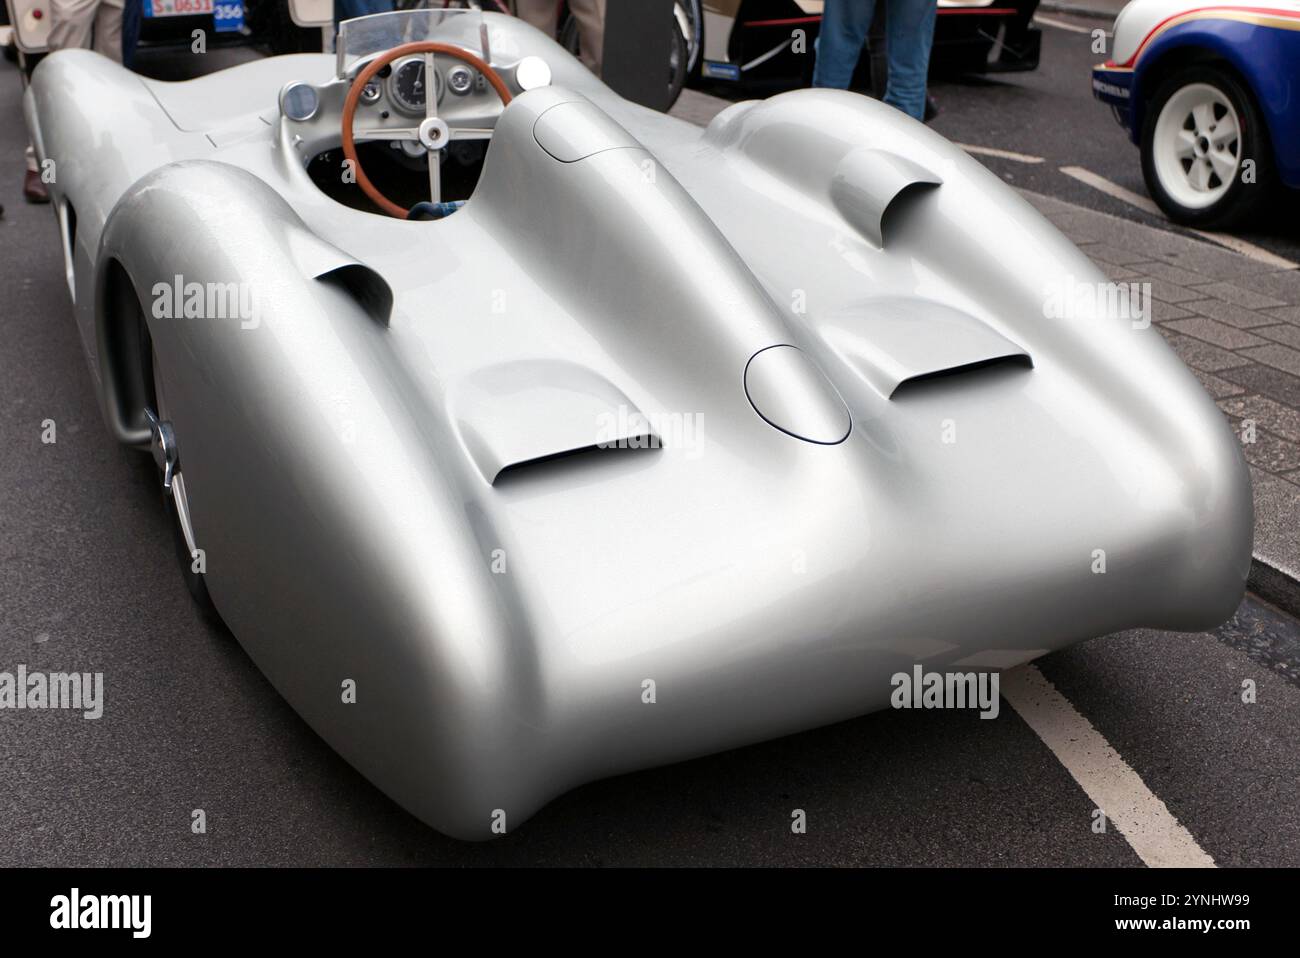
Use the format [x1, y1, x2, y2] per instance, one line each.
[880, 0, 936, 120]
[811, 0, 876, 89]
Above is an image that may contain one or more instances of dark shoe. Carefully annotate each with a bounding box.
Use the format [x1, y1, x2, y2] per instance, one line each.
[24, 168, 49, 203]
[923, 94, 940, 124]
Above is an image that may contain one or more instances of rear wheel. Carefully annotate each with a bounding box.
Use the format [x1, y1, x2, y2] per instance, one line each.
[141, 314, 217, 618]
[1140, 65, 1272, 227]
[560, 3, 688, 108]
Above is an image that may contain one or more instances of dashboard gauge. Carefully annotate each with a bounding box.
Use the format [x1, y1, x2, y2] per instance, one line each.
[279, 82, 319, 122]
[446, 65, 475, 96]
[388, 57, 442, 116]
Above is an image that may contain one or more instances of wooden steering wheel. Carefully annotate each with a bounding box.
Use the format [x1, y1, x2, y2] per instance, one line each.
[341, 41, 513, 219]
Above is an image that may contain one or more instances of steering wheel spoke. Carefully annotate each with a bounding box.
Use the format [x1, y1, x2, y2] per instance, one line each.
[425, 52, 438, 119]
[428, 151, 441, 206]
[450, 128, 494, 141]
[353, 127, 420, 143]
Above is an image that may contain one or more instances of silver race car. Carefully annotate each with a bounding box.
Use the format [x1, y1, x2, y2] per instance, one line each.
[24, 8, 1252, 839]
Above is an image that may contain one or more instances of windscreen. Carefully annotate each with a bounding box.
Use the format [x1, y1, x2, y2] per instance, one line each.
[336, 8, 486, 78]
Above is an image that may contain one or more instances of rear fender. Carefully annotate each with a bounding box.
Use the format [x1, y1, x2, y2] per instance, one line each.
[94, 160, 390, 447]
[95, 161, 541, 839]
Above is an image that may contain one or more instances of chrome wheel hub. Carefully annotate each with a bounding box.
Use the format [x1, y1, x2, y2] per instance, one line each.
[144, 406, 178, 494]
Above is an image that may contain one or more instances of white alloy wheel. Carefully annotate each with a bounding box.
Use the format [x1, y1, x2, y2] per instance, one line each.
[1151, 81, 1241, 210]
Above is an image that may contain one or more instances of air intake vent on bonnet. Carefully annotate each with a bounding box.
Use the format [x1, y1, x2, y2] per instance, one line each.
[891, 354, 1034, 395]
[452, 360, 659, 485]
[817, 298, 1032, 399]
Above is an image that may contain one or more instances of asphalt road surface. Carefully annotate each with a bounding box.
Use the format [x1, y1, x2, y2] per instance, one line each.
[2, 35, 1300, 867]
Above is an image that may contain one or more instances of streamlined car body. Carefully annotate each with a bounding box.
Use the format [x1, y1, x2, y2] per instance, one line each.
[25, 9, 1251, 839]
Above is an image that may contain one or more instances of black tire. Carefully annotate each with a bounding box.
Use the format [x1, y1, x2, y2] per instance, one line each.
[679, 0, 704, 83]
[666, 19, 687, 108]
[163, 484, 218, 619]
[1140, 64, 1273, 228]
[137, 310, 219, 619]
[561, 9, 687, 109]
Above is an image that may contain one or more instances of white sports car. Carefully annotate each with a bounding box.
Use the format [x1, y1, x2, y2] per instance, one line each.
[24, 7, 1252, 838]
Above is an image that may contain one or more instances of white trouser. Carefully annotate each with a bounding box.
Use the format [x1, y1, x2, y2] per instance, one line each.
[48, 0, 125, 60]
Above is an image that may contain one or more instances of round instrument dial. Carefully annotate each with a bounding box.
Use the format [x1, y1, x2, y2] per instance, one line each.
[387, 57, 443, 116]
[280, 81, 319, 122]
[446, 65, 475, 95]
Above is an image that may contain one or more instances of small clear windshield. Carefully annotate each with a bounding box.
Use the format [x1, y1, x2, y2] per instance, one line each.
[336, 8, 486, 79]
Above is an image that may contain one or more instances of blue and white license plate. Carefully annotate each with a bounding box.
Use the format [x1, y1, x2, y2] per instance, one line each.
[144, 0, 244, 33]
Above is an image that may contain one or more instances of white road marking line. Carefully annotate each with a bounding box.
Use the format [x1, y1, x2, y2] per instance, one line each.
[958, 143, 1045, 164]
[1001, 664, 1216, 868]
[1058, 165, 1300, 269]
[1060, 164, 1161, 214]
[1034, 14, 1097, 34]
